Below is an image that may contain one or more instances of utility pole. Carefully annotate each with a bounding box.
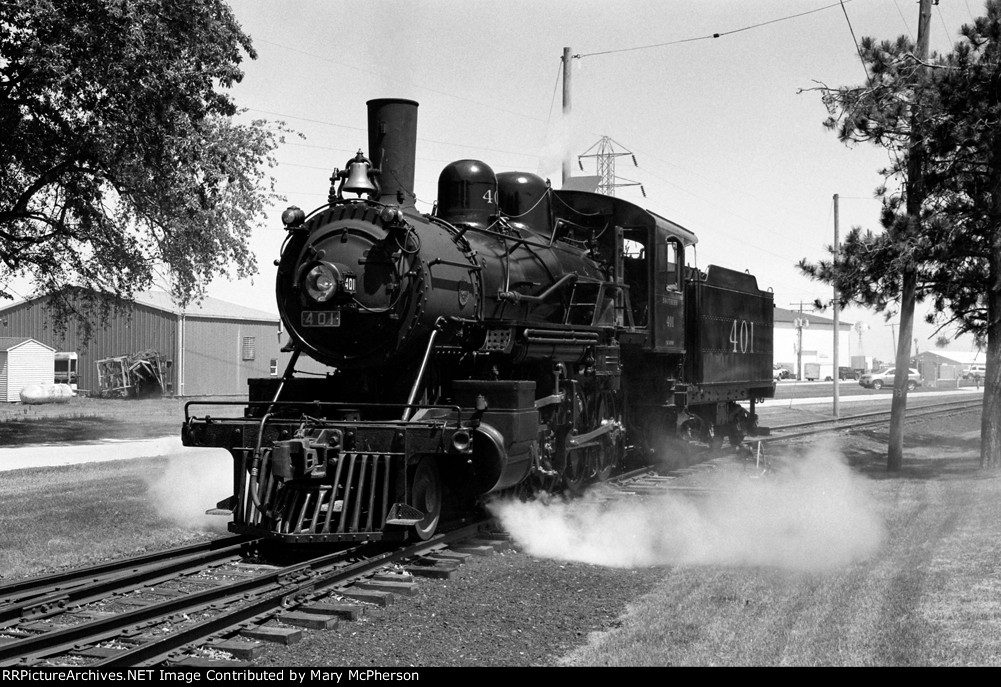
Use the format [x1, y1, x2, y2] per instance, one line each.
[833, 193, 840, 417]
[791, 301, 809, 381]
[562, 47, 573, 185]
[888, 0, 932, 471]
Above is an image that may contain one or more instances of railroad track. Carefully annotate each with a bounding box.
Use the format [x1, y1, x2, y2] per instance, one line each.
[762, 397, 982, 443]
[601, 398, 983, 499]
[0, 520, 503, 668]
[0, 535, 256, 610]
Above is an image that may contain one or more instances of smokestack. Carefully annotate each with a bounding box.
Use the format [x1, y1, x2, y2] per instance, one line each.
[367, 98, 419, 208]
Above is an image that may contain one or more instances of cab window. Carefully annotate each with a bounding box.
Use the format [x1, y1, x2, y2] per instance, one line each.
[621, 236, 648, 326]
[657, 238, 681, 290]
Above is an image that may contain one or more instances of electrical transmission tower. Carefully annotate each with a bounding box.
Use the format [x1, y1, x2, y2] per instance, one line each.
[577, 136, 645, 197]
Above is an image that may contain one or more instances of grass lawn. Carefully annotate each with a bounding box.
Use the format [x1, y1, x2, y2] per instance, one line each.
[0, 395, 238, 445]
[0, 457, 225, 581]
[554, 413, 1001, 666]
[1, 402, 999, 665]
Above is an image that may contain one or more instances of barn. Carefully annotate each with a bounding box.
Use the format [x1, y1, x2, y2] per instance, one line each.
[0, 290, 322, 397]
[0, 338, 57, 402]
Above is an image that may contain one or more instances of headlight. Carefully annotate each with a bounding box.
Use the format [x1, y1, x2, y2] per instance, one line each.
[305, 264, 338, 302]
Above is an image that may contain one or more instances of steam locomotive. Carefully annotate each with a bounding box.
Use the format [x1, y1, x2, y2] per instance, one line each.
[181, 98, 775, 544]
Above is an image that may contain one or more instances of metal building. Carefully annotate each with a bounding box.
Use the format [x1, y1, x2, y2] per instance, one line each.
[0, 337, 57, 402]
[0, 291, 313, 397]
[773, 306, 853, 381]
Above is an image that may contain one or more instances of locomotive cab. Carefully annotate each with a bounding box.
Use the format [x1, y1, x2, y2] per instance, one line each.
[551, 190, 696, 351]
[643, 215, 691, 352]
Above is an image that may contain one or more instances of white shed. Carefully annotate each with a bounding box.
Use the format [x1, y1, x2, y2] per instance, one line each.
[0, 337, 57, 402]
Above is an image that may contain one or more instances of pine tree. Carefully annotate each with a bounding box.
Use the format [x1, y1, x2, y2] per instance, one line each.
[802, 1, 1001, 469]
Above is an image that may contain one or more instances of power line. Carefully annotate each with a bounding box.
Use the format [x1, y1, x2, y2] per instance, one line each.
[577, 0, 856, 59]
[255, 39, 547, 125]
[547, 58, 563, 124]
[280, 148, 481, 169]
[244, 108, 540, 160]
[841, 0, 874, 89]
[609, 133, 852, 232]
[244, 108, 366, 132]
[936, 2, 955, 43]
[964, 0, 977, 22]
[892, 0, 914, 40]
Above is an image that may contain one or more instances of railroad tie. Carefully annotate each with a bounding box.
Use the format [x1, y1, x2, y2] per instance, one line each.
[241, 625, 303, 645]
[277, 610, 339, 630]
[352, 578, 418, 597]
[298, 601, 366, 620]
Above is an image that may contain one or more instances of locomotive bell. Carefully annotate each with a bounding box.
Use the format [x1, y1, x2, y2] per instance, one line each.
[335, 150, 381, 198]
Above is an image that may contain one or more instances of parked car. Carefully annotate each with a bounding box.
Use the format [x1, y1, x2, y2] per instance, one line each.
[773, 364, 793, 380]
[838, 366, 858, 381]
[962, 363, 985, 380]
[858, 367, 921, 391]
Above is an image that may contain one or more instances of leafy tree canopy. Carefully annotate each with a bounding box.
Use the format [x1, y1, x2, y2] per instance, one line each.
[915, 3, 1001, 344]
[800, 3, 1001, 347]
[800, 0, 1001, 469]
[0, 0, 285, 331]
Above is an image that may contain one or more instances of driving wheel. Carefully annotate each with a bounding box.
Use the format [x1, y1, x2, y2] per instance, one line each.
[411, 458, 442, 541]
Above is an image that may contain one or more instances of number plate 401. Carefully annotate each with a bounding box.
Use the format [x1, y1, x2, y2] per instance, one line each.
[302, 311, 341, 327]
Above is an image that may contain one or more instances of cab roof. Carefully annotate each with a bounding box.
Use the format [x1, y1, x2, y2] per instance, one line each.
[552, 190, 698, 247]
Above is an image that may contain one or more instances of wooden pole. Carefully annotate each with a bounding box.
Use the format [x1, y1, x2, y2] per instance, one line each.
[833, 193, 840, 418]
[562, 47, 572, 185]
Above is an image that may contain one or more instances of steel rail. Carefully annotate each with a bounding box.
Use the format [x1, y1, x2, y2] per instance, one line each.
[0, 541, 254, 627]
[762, 399, 981, 443]
[94, 521, 490, 668]
[605, 399, 983, 495]
[0, 522, 489, 667]
[768, 397, 981, 432]
[0, 535, 255, 605]
[0, 540, 368, 666]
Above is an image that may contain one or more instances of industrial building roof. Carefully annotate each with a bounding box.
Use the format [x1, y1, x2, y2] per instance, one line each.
[915, 349, 982, 366]
[131, 291, 279, 322]
[0, 289, 279, 323]
[774, 306, 851, 328]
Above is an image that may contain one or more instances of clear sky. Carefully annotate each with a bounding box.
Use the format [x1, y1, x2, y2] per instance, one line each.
[204, 0, 985, 362]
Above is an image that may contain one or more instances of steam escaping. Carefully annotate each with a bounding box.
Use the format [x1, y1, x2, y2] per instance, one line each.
[491, 444, 886, 573]
[538, 110, 584, 183]
[144, 444, 232, 533]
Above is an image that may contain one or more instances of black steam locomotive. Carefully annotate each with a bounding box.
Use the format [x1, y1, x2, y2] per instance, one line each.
[181, 98, 775, 544]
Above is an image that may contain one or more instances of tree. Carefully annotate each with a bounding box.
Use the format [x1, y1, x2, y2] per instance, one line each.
[916, 2, 1001, 468]
[802, 1, 1001, 469]
[0, 0, 285, 337]
[801, 2, 935, 471]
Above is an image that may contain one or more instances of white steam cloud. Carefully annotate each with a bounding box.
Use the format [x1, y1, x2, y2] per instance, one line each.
[538, 110, 584, 183]
[491, 444, 886, 573]
[144, 443, 232, 533]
